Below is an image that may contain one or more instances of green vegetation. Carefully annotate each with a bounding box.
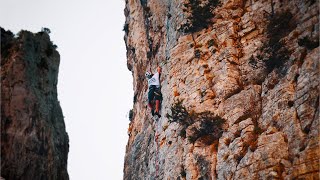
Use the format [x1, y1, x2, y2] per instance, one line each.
[45, 47, 54, 56]
[207, 39, 215, 48]
[195, 154, 210, 178]
[41, 27, 51, 34]
[187, 111, 224, 144]
[37, 58, 49, 70]
[167, 99, 225, 144]
[180, 166, 187, 178]
[128, 109, 133, 121]
[179, 0, 220, 33]
[260, 10, 296, 73]
[166, 99, 191, 124]
[194, 49, 201, 58]
[298, 36, 319, 50]
[1, 28, 14, 61]
[123, 23, 129, 35]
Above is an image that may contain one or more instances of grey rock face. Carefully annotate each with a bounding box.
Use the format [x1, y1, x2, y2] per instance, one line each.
[1, 28, 69, 180]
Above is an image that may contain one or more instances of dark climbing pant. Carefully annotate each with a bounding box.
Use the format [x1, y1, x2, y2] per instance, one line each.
[148, 85, 162, 104]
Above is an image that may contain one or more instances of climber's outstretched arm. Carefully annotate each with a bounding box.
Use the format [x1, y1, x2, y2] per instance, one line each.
[157, 66, 161, 74]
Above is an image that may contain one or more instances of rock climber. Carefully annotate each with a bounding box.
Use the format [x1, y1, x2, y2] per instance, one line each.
[145, 66, 162, 118]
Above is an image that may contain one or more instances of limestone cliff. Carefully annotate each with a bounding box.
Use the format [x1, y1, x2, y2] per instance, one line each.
[124, 0, 319, 179]
[1, 28, 69, 180]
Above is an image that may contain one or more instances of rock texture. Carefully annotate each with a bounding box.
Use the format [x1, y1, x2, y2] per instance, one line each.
[124, 0, 319, 179]
[1, 28, 69, 180]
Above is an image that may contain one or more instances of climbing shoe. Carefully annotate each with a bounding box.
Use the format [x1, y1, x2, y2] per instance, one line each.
[151, 109, 155, 116]
[154, 112, 161, 118]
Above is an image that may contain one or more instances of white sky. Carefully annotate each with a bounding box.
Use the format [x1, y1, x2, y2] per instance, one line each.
[0, 0, 132, 179]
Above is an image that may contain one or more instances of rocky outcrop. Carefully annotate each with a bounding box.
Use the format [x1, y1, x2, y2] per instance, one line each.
[1, 28, 69, 180]
[123, 0, 319, 179]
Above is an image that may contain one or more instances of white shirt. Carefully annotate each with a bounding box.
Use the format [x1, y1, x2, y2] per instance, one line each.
[148, 72, 160, 87]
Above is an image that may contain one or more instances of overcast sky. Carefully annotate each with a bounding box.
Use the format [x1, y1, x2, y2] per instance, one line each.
[0, 0, 132, 179]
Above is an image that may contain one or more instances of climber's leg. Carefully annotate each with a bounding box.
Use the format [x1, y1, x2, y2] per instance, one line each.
[148, 86, 155, 116]
[148, 101, 154, 116]
[154, 88, 162, 117]
[155, 100, 160, 113]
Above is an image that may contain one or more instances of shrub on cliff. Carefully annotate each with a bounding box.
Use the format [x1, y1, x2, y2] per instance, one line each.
[41, 27, 51, 34]
[298, 36, 319, 50]
[1, 27, 15, 62]
[166, 99, 191, 125]
[128, 109, 134, 121]
[179, 0, 220, 33]
[260, 10, 296, 73]
[123, 23, 129, 35]
[167, 99, 225, 144]
[195, 154, 211, 179]
[187, 111, 224, 144]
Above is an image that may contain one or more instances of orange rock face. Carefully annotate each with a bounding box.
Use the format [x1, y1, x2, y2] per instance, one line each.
[1, 28, 69, 180]
[123, 0, 319, 179]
